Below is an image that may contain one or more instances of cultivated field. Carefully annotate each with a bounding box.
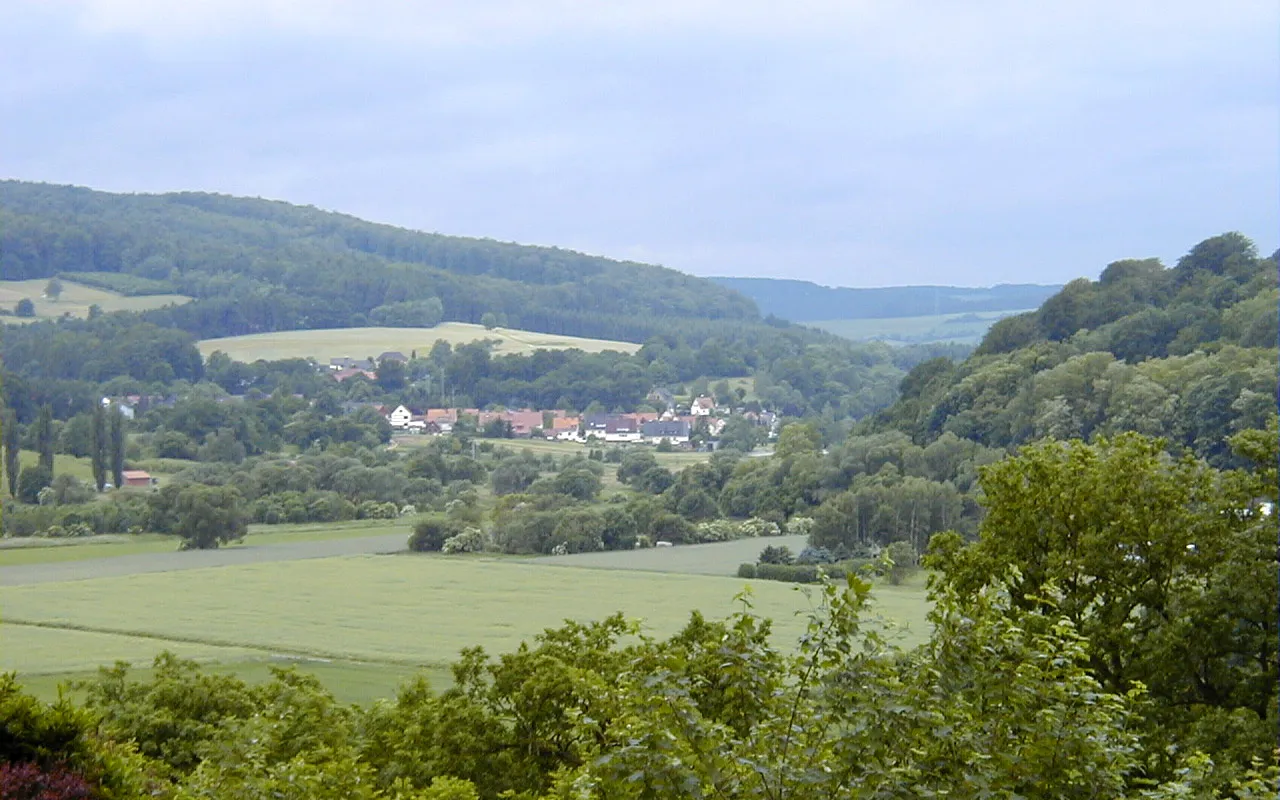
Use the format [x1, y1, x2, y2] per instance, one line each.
[0, 279, 192, 322]
[197, 324, 641, 362]
[812, 309, 1033, 345]
[0, 549, 931, 702]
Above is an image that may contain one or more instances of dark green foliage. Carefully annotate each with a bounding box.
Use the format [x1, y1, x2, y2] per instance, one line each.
[409, 514, 465, 552]
[146, 483, 248, 549]
[17, 464, 53, 504]
[35, 404, 54, 473]
[3, 409, 18, 498]
[757, 544, 794, 565]
[928, 427, 1278, 784]
[15, 297, 35, 316]
[109, 408, 124, 490]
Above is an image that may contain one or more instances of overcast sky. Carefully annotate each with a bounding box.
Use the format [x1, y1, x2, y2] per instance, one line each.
[1, 1, 1275, 287]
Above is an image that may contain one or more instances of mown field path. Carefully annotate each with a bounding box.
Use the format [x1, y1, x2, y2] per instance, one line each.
[0, 534, 409, 586]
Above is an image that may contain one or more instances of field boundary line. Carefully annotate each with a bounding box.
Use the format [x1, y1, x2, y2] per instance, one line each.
[0, 618, 448, 669]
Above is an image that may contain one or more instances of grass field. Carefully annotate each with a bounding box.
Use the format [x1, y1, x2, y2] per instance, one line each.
[0, 519, 409, 567]
[812, 309, 1033, 345]
[0, 554, 930, 683]
[0, 279, 191, 323]
[197, 324, 640, 362]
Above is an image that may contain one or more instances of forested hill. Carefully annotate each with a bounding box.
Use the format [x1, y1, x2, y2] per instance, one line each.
[708, 277, 1061, 322]
[867, 232, 1278, 467]
[0, 181, 760, 343]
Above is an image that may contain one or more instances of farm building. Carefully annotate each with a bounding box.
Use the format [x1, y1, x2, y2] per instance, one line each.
[121, 470, 156, 488]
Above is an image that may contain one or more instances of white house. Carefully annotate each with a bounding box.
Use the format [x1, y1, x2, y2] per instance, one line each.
[387, 405, 415, 428]
[691, 396, 715, 416]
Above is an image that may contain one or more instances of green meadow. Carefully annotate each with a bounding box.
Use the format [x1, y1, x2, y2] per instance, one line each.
[0, 545, 931, 704]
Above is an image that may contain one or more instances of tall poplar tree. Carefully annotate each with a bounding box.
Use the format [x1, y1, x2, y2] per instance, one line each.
[35, 404, 54, 473]
[90, 402, 108, 491]
[109, 407, 125, 489]
[1, 410, 14, 499]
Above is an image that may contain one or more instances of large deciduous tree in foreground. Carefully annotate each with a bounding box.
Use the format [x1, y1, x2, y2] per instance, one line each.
[928, 423, 1279, 785]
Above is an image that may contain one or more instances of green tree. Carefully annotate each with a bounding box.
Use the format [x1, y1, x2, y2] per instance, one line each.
[110, 407, 125, 489]
[928, 430, 1278, 784]
[376, 357, 408, 391]
[17, 464, 52, 504]
[2, 409, 18, 498]
[14, 297, 35, 316]
[480, 311, 499, 330]
[166, 485, 249, 549]
[90, 403, 108, 492]
[35, 404, 54, 473]
[44, 277, 63, 300]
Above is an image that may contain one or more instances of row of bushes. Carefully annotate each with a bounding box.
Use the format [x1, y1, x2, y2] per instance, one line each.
[736, 560, 875, 583]
[250, 490, 409, 524]
[1, 494, 152, 537]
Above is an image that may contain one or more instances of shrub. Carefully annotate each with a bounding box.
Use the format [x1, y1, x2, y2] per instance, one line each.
[758, 545, 794, 565]
[883, 540, 919, 585]
[736, 563, 757, 579]
[693, 519, 742, 543]
[740, 517, 781, 538]
[409, 515, 465, 552]
[796, 546, 834, 565]
[785, 516, 814, 536]
[442, 526, 487, 554]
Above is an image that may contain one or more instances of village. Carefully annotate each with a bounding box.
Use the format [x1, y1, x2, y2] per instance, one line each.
[376, 397, 777, 447]
[320, 350, 779, 448]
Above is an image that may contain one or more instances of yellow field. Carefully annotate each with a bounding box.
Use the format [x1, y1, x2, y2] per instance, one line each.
[0, 279, 192, 322]
[197, 324, 640, 362]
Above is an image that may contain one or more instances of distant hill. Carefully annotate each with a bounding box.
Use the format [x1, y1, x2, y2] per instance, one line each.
[0, 181, 761, 344]
[708, 278, 1061, 322]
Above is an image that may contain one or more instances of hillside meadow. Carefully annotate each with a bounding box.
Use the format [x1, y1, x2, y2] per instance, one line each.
[0, 279, 192, 322]
[197, 324, 641, 362]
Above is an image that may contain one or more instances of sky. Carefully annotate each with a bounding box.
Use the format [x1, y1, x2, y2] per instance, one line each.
[1, 1, 1276, 288]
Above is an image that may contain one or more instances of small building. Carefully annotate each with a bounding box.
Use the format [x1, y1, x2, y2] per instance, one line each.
[691, 396, 716, 416]
[121, 470, 156, 489]
[378, 351, 409, 363]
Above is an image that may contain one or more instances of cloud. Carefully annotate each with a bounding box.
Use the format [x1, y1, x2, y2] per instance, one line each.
[1, 1, 1275, 286]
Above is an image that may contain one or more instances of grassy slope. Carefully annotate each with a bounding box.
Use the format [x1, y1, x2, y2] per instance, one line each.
[197, 324, 641, 362]
[0, 279, 191, 322]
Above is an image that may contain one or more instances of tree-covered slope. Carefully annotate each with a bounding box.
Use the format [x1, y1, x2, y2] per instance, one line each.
[709, 277, 1061, 322]
[0, 181, 759, 342]
[868, 232, 1278, 466]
